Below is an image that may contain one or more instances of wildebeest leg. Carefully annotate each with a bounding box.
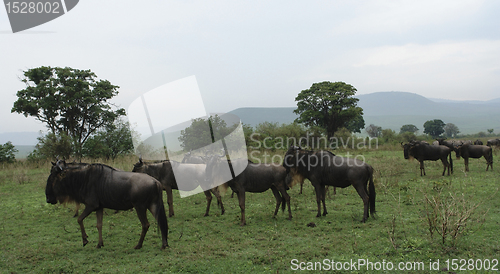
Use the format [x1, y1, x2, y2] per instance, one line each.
[440, 158, 450, 175]
[353, 184, 370, 223]
[276, 185, 292, 220]
[270, 186, 282, 218]
[148, 203, 169, 249]
[313, 184, 325, 217]
[299, 182, 303, 194]
[203, 190, 212, 217]
[134, 206, 150, 249]
[212, 187, 225, 215]
[237, 191, 246, 226]
[165, 187, 174, 217]
[419, 161, 426, 176]
[77, 206, 96, 247]
[96, 208, 104, 248]
[320, 184, 327, 216]
[73, 203, 80, 217]
[464, 158, 469, 172]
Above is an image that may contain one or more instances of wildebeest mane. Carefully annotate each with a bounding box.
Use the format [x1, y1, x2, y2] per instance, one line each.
[51, 163, 118, 204]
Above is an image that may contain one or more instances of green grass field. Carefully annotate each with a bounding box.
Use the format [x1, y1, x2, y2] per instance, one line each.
[1, 148, 499, 273]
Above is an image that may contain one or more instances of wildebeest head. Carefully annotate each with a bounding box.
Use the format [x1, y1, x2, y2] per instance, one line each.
[454, 144, 463, 159]
[45, 160, 68, 204]
[401, 142, 416, 160]
[204, 150, 226, 184]
[282, 146, 302, 173]
[132, 158, 145, 173]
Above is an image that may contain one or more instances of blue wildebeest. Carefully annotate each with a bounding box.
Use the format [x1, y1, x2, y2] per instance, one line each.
[132, 159, 224, 217]
[205, 154, 292, 226]
[283, 146, 375, 223]
[403, 140, 453, 176]
[454, 143, 493, 171]
[45, 160, 169, 249]
[474, 139, 483, 145]
[487, 139, 500, 147]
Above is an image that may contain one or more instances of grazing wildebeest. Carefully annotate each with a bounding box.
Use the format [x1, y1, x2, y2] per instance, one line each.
[132, 159, 224, 217]
[283, 146, 375, 222]
[474, 139, 483, 145]
[455, 144, 493, 171]
[487, 139, 500, 147]
[205, 154, 292, 226]
[436, 138, 462, 152]
[402, 141, 453, 176]
[45, 160, 169, 249]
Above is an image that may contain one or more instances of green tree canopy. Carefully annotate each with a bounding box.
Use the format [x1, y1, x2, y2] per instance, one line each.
[178, 115, 236, 151]
[82, 120, 134, 159]
[294, 81, 364, 139]
[11, 66, 125, 158]
[0, 141, 18, 163]
[400, 124, 419, 134]
[423, 119, 446, 138]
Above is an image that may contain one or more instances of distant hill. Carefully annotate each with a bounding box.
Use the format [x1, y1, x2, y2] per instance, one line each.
[229, 91, 500, 135]
[3, 92, 500, 151]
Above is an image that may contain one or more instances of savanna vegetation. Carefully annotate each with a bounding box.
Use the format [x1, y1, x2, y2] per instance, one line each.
[1, 144, 499, 273]
[5, 68, 500, 272]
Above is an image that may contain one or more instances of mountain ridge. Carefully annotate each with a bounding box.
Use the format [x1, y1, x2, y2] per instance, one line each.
[3, 92, 500, 147]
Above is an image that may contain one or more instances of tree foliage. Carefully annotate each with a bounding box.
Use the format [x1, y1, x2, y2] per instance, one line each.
[0, 141, 18, 163]
[444, 123, 460, 138]
[423, 119, 446, 138]
[28, 132, 73, 161]
[400, 124, 419, 134]
[366, 124, 382, 138]
[11, 66, 125, 158]
[82, 120, 134, 159]
[178, 115, 236, 151]
[294, 81, 364, 139]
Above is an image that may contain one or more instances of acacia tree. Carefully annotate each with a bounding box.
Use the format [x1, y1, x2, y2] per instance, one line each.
[11, 66, 125, 158]
[294, 81, 364, 139]
[423, 119, 446, 138]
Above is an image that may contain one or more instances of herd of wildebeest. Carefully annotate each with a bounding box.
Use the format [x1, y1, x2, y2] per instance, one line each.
[45, 138, 500, 249]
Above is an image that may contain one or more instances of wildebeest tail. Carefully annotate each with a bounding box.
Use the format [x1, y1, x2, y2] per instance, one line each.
[449, 151, 453, 173]
[368, 166, 376, 215]
[154, 194, 169, 248]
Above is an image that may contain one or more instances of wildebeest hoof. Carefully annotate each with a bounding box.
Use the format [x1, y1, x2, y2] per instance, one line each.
[134, 244, 143, 249]
[307, 222, 316, 227]
[96, 243, 103, 248]
[82, 240, 89, 247]
[161, 244, 169, 250]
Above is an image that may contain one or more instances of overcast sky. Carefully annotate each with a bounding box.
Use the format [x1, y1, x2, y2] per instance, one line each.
[1, 0, 499, 134]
